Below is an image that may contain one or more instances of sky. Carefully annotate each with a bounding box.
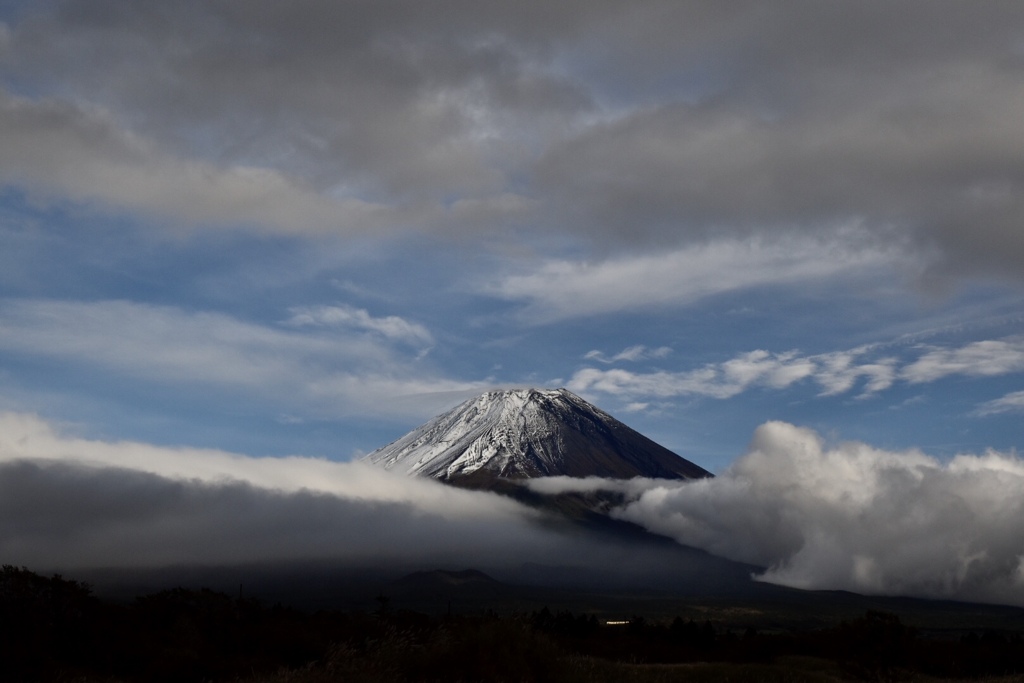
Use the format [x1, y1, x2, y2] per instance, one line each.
[1, 1, 1024, 603]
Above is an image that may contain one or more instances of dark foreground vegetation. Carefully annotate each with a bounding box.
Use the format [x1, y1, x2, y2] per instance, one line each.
[5, 565, 1024, 682]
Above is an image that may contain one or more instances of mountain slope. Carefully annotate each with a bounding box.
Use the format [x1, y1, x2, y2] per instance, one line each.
[364, 388, 710, 486]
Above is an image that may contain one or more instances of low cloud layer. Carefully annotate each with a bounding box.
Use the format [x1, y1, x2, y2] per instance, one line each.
[0, 412, 598, 570]
[4, 411, 1024, 606]
[531, 422, 1024, 606]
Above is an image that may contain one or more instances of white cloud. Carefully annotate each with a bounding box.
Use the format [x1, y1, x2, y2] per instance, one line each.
[286, 304, 433, 347]
[0, 298, 477, 420]
[720, 350, 818, 391]
[901, 338, 1024, 384]
[526, 475, 689, 499]
[975, 390, 1024, 417]
[493, 233, 909, 323]
[569, 366, 735, 400]
[583, 344, 672, 363]
[568, 350, 825, 401]
[570, 339, 1024, 403]
[544, 422, 1024, 605]
[813, 349, 898, 397]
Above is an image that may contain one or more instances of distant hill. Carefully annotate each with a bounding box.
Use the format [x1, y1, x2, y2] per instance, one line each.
[389, 569, 510, 602]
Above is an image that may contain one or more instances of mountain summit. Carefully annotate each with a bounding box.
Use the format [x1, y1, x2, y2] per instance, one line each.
[364, 388, 710, 487]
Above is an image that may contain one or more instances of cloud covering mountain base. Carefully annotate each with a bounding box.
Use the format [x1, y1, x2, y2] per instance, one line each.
[0, 413, 724, 587]
[533, 422, 1024, 606]
[3, 412, 1023, 606]
[0, 412, 571, 569]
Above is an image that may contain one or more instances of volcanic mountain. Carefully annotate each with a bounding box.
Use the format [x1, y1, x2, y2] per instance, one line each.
[364, 388, 710, 488]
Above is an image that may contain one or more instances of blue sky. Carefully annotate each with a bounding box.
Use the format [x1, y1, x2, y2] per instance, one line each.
[0, 0, 1023, 476]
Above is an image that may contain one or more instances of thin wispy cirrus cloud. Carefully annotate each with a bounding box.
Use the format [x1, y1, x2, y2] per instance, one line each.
[567, 349, 892, 403]
[570, 339, 1024, 404]
[901, 339, 1024, 384]
[0, 298, 476, 420]
[975, 391, 1024, 417]
[490, 232, 912, 323]
[584, 345, 672, 364]
[286, 304, 434, 348]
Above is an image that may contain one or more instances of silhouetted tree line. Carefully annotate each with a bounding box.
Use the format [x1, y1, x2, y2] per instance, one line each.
[527, 605, 1024, 681]
[4, 565, 1024, 682]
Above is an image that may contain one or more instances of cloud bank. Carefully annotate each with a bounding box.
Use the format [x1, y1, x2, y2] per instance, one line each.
[4, 410, 1024, 606]
[529, 422, 1024, 605]
[0, 412, 590, 570]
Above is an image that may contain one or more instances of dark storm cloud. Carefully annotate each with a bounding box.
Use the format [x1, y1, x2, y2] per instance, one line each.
[2, 1, 1024, 276]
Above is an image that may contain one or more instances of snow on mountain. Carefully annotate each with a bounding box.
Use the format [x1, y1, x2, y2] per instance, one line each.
[364, 388, 710, 485]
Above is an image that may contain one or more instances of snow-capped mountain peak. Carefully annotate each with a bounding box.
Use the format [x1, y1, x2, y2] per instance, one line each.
[364, 388, 710, 485]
